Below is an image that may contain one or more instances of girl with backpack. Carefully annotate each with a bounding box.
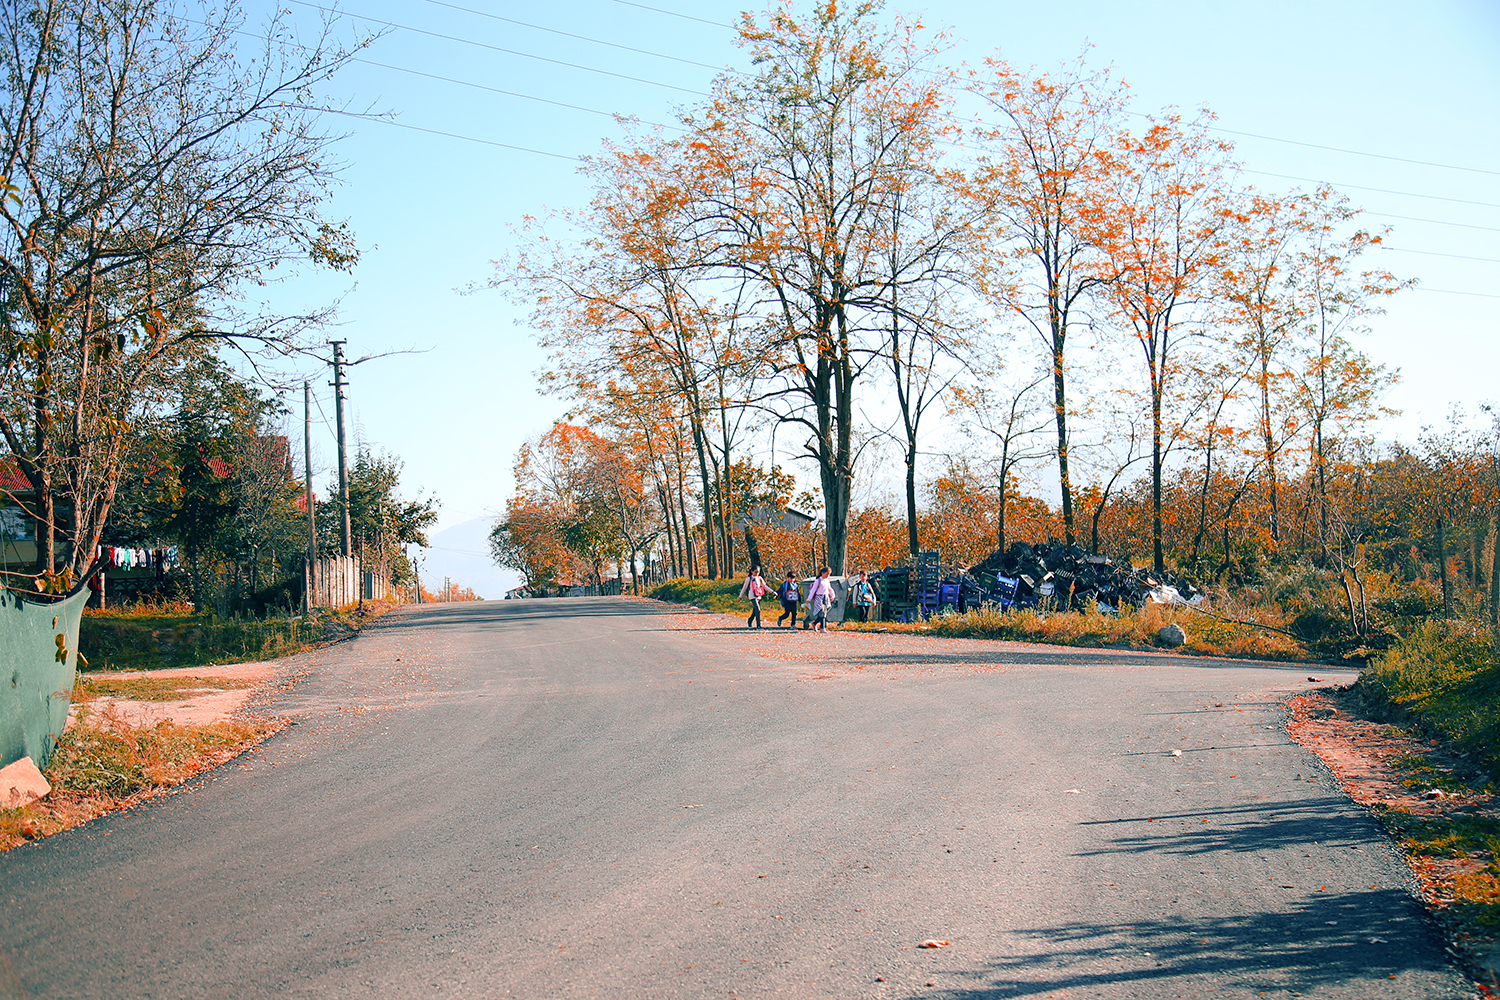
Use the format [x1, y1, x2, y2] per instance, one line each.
[739, 566, 769, 628]
[776, 572, 800, 627]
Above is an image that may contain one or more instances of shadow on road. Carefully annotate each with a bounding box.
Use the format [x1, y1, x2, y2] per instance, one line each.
[368, 598, 683, 630]
[906, 886, 1437, 998]
[1075, 796, 1372, 856]
[808, 648, 1318, 671]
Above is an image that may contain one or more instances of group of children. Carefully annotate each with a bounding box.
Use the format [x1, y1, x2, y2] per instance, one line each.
[737, 566, 876, 633]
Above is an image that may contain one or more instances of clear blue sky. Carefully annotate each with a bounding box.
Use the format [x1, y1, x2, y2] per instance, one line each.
[249, 0, 1500, 590]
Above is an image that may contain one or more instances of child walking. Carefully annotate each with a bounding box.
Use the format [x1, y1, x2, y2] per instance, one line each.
[739, 566, 769, 628]
[805, 567, 834, 633]
[776, 572, 800, 627]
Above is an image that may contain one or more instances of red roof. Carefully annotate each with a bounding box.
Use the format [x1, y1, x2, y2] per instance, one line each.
[0, 457, 31, 492]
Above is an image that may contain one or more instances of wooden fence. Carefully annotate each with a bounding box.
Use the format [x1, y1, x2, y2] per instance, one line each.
[307, 555, 388, 608]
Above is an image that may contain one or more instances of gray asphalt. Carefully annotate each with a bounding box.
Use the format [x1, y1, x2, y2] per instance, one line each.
[0, 598, 1476, 999]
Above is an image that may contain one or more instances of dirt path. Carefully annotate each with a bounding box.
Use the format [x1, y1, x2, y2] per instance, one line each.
[73, 659, 288, 727]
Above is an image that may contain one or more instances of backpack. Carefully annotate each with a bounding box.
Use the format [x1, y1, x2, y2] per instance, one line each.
[780, 580, 799, 602]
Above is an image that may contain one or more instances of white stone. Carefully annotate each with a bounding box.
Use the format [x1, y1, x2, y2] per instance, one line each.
[1157, 624, 1188, 648]
[0, 757, 51, 808]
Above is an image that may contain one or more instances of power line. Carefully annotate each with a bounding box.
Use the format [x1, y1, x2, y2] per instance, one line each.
[312, 4, 1500, 213]
[606, 0, 1499, 179]
[1379, 246, 1500, 265]
[314, 104, 581, 161]
[1242, 169, 1500, 210]
[1366, 212, 1500, 235]
[1167, 120, 1500, 179]
[418, 0, 727, 72]
[286, 0, 709, 96]
[1411, 287, 1500, 300]
[352, 56, 1500, 236]
[355, 57, 684, 131]
[610, 0, 731, 29]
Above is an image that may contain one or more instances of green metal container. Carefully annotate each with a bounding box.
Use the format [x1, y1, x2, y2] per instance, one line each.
[0, 588, 88, 769]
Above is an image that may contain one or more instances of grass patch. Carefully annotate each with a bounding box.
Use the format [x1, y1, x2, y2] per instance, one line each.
[1390, 752, 1491, 795]
[647, 578, 748, 616]
[78, 601, 392, 671]
[74, 674, 253, 702]
[907, 602, 1304, 660]
[647, 577, 1310, 659]
[1357, 619, 1500, 782]
[1371, 805, 1500, 869]
[0, 704, 279, 852]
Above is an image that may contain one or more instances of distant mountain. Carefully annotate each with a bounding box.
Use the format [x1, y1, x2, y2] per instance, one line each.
[416, 517, 517, 600]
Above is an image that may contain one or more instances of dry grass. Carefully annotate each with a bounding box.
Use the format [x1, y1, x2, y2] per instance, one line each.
[648, 575, 1312, 660]
[840, 599, 1309, 660]
[0, 699, 282, 853]
[74, 674, 254, 702]
[79, 597, 402, 672]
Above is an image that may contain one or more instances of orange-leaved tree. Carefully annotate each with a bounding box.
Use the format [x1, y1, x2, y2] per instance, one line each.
[676, 0, 957, 574]
[1081, 112, 1236, 574]
[964, 53, 1130, 547]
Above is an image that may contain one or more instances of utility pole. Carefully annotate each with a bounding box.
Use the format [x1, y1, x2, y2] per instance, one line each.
[330, 340, 352, 557]
[304, 382, 317, 614]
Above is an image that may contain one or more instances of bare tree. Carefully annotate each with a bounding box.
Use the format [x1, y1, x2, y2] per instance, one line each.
[0, 0, 363, 596]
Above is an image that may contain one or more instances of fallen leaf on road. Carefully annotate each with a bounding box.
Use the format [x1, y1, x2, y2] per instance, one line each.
[918, 940, 950, 949]
[1064, 789, 1081, 794]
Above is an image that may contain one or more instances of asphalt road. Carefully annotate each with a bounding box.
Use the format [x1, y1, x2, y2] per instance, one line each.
[0, 598, 1476, 999]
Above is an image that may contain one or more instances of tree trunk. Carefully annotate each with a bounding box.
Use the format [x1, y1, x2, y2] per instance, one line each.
[744, 525, 761, 572]
[1051, 343, 1075, 546]
[905, 442, 919, 560]
[1260, 352, 1280, 544]
[1151, 392, 1165, 576]
[1437, 512, 1450, 617]
[1490, 511, 1499, 631]
[690, 417, 718, 578]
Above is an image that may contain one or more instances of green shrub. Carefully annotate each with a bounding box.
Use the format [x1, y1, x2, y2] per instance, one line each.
[1359, 620, 1500, 781]
[647, 578, 750, 615]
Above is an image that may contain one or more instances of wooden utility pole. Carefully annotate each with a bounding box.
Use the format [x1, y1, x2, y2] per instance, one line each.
[304, 381, 317, 613]
[330, 340, 352, 558]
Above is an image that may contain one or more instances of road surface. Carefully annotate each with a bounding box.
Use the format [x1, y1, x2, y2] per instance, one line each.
[0, 598, 1474, 998]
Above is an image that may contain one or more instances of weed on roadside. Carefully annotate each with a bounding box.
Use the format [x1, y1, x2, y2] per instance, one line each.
[74, 675, 253, 703]
[0, 704, 281, 853]
[78, 600, 398, 672]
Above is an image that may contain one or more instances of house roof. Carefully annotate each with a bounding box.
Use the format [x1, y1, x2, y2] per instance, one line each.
[0, 458, 31, 493]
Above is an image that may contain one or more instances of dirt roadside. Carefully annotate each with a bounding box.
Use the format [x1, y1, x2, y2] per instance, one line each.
[70, 659, 282, 728]
[1286, 685, 1500, 991]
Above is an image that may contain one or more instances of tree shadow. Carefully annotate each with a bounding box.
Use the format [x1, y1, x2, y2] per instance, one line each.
[827, 649, 1317, 671]
[371, 598, 686, 629]
[1074, 796, 1372, 856]
[908, 887, 1448, 998]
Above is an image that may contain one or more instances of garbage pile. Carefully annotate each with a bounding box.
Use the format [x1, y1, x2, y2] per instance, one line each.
[966, 541, 1203, 611]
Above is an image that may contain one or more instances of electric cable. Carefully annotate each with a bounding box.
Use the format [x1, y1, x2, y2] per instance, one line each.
[608, 0, 1498, 179]
[1378, 246, 1500, 265]
[1242, 170, 1500, 210]
[312, 103, 582, 161]
[353, 57, 685, 132]
[1411, 287, 1500, 299]
[1366, 213, 1500, 235]
[286, 0, 709, 97]
[417, 0, 727, 72]
[609, 0, 730, 29]
[305, 3, 1500, 209]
